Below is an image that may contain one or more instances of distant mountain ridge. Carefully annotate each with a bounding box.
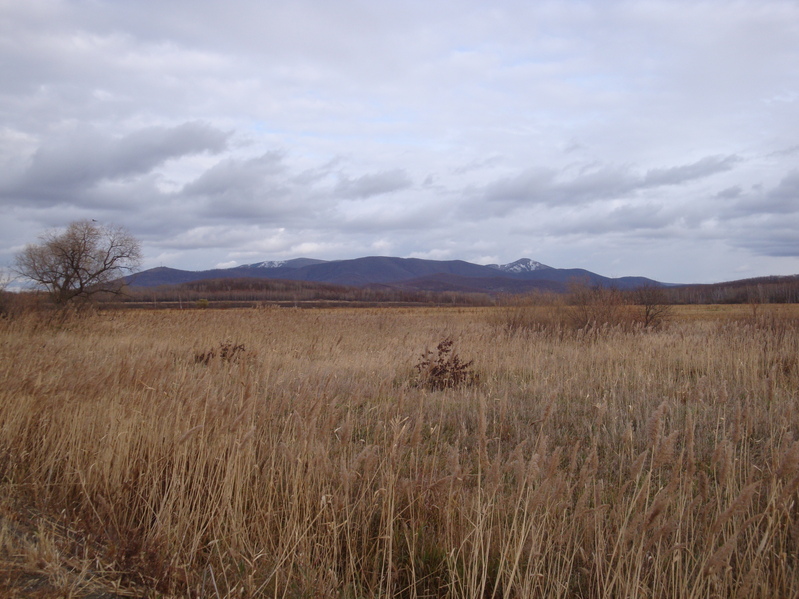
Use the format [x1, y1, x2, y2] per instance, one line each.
[127, 256, 664, 293]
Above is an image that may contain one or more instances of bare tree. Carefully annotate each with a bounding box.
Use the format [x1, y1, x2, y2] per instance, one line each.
[14, 220, 142, 305]
[633, 283, 673, 329]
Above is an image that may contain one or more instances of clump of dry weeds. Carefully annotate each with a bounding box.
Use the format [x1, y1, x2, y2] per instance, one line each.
[194, 340, 247, 365]
[413, 337, 478, 390]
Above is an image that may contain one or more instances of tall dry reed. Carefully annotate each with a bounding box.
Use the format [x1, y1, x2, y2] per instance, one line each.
[0, 306, 798, 597]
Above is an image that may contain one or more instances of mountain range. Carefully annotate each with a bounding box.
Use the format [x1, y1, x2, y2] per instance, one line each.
[127, 257, 663, 295]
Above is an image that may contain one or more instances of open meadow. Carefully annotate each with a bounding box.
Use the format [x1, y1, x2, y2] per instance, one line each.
[1, 304, 799, 597]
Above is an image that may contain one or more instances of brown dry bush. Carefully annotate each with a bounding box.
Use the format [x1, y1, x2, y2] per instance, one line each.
[413, 337, 478, 390]
[490, 292, 569, 337]
[566, 280, 638, 331]
[194, 341, 247, 365]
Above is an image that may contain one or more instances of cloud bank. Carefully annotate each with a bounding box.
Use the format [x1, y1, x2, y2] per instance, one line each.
[1, 0, 798, 283]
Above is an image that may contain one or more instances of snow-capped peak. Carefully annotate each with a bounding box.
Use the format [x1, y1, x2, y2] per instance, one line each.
[488, 258, 552, 273]
[244, 260, 288, 269]
[240, 258, 328, 270]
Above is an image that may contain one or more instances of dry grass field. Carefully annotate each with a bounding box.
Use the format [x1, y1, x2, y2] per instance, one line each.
[1, 304, 799, 597]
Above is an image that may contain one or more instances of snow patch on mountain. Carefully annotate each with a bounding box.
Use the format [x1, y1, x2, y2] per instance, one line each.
[487, 258, 552, 273]
[244, 260, 288, 269]
[240, 257, 329, 270]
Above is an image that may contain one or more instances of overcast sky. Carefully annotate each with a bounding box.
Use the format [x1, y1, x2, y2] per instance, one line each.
[2, 0, 798, 283]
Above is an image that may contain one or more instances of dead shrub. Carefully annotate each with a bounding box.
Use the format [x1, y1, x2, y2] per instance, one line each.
[567, 280, 638, 331]
[194, 341, 246, 365]
[490, 292, 568, 336]
[414, 337, 478, 390]
[631, 284, 673, 329]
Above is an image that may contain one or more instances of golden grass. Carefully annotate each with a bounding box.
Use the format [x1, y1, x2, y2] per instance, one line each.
[1, 305, 798, 597]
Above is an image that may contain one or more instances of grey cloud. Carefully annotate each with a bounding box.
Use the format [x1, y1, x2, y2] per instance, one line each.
[452, 155, 503, 175]
[713, 172, 799, 258]
[557, 167, 638, 203]
[184, 152, 298, 220]
[112, 122, 230, 172]
[603, 203, 672, 231]
[183, 152, 341, 223]
[291, 158, 342, 185]
[338, 203, 438, 233]
[482, 168, 555, 208]
[768, 145, 799, 158]
[642, 155, 741, 187]
[716, 185, 743, 199]
[745, 236, 799, 257]
[480, 155, 743, 214]
[518, 202, 672, 237]
[763, 170, 799, 213]
[482, 165, 635, 211]
[2, 122, 229, 204]
[335, 169, 412, 198]
[339, 211, 433, 232]
[149, 225, 268, 252]
[727, 170, 799, 217]
[184, 151, 286, 198]
[731, 215, 799, 257]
